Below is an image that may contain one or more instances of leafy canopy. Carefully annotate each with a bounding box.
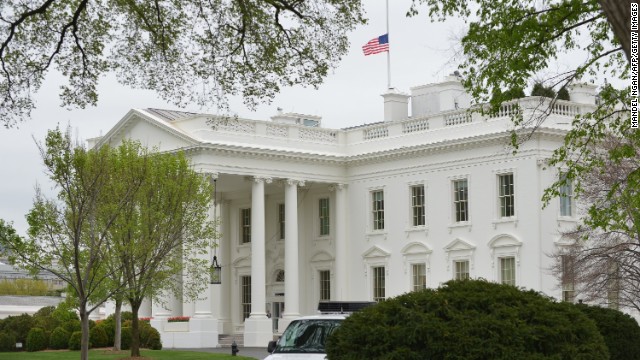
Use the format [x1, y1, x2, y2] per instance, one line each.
[0, 0, 366, 127]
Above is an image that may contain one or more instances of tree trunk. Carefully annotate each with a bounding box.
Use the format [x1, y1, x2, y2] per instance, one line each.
[597, 0, 632, 63]
[130, 299, 142, 357]
[79, 304, 90, 360]
[113, 297, 122, 351]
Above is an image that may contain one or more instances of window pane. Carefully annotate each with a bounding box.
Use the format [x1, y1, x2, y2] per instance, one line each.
[411, 185, 426, 226]
[241, 276, 251, 320]
[412, 263, 427, 291]
[319, 198, 330, 236]
[372, 191, 385, 230]
[453, 180, 468, 222]
[559, 173, 573, 216]
[241, 208, 251, 244]
[499, 174, 515, 217]
[319, 270, 331, 301]
[454, 260, 469, 280]
[561, 255, 575, 302]
[373, 266, 385, 302]
[500, 257, 516, 286]
[279, 204, 285, 240]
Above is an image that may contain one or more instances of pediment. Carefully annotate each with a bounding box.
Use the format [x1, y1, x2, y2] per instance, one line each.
[233, 256, 251, 268]
[311, 250, 334, 262]
[362, 245, 391, 259]
[444, 238, 476, 252]
[488, 234, 522, 248]
[401, 242, 432, 255]
[95, 110, 198, 152]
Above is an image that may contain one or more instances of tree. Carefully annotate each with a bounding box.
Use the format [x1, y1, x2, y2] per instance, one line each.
[551, 134, 640, 313]
[0, 1, 366, 128]
[0, 128, 142, 360]
[325, 280, 609, 360]
[106, 143, 214, 357]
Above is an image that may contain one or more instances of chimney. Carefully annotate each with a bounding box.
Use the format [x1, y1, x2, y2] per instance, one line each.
[382, 88, 409, 122]
[568, 83, 598, 105]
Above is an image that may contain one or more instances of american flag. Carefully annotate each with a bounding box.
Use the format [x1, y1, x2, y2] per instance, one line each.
[362, 34, 389, 56]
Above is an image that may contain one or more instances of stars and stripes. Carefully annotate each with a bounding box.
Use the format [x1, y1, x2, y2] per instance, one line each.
[362, 34, 389, 56]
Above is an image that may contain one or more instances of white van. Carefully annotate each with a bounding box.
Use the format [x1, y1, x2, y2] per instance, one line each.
[264, 302, 374, 360]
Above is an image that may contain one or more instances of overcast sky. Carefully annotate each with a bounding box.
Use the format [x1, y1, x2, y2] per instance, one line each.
[0, 0, 598, 235]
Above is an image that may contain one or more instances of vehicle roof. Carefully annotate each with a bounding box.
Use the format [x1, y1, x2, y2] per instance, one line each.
[293, 314, 348, 321]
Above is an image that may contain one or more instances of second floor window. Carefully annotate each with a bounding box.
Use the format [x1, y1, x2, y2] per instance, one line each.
[240, 208, 251, 244]
[372, 190, 385, 230]
[278, 203, 285, 240]
[498, 173, 515, 217]
[559, 173, 573, 217]
[411, 185, 426, 226]
[453, 179, 469, 222]
[319, 198, 330, 236]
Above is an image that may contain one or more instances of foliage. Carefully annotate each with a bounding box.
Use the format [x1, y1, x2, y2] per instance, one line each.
[26, 328, 48, 352]
[49, 327, 70, 350]
[326, 280, 608, 360]
[120, 327, 131, 351]
[89, 325, 108, 348]
[0, 0, 366, 127]
[0, 278, 52, 295]
[0, 314, 33, 345]
[0, 331, 16, 352]
[531, 83, 556, 98]
[68, 331, 84, 351]
[576, 304, 640, 360]
[167, 316, 190, 323]
[557, 87, 570, 100]
[139, 321, 162, 350]
[62, 320, 81, 335]
[0, 349, 257, 360]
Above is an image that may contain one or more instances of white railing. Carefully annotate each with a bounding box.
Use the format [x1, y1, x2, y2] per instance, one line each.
[444, 112, 472, 126]
[363, 125, 389, 140]
[403, 118, 430, 133]
[299, 127, 338, 143]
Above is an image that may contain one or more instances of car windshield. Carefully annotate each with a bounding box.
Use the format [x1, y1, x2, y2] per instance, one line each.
[274, 319, 342, 353]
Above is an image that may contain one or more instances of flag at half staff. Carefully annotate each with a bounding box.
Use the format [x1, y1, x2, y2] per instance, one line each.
[362, 34, 389, 56]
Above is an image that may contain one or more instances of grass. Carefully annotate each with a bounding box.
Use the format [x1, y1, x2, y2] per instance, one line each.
[0, 349, 257, 360]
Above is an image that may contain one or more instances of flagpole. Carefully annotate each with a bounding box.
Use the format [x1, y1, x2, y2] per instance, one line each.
[386, 0, 391, 89]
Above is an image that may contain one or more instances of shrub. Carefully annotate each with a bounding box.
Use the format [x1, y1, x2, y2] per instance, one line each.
[49, 327, 70, 350]
[326, 280, 609, 360]
[95, 322, 114, 347]
[120, 327, 132, 350]
[0, 331, 16, 351]
[89, 324, 109, 348]
[576, 304, 640, 360]
[140, 321, 162, 350]
[557, 87, 570, 100]
[68, 331, 82, 351]
[531, 82, 556, 98]
[0, 314, 32, 344]
[62, 319, 81, 334]
[26, 327, 48, 352]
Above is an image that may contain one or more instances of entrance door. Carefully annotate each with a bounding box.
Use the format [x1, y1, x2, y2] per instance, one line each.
[272, 301, 285, 333]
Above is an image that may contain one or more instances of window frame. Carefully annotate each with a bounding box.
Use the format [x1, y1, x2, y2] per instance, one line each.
[278, 203, 285, 241]
[452, 178, 469, 223]
[240, 207, 251, 244]
[372, 266, 386, 302]
[499, 256, 516, 286]
[411, 263, 427, 291]
[319, 270, 331, 301]
[497, 173, 515, 218]
[561, 254, 576, 302]
[453, 259, 470, 280]
[410, 184, 426, 227]
[559, 172, 574, 217]
[319, 197, 330, 237]
[240, 275, 251, 321]
[371, 189, 385, 231]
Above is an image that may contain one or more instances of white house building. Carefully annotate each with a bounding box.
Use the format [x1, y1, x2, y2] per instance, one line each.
[92, 77, 600, 348]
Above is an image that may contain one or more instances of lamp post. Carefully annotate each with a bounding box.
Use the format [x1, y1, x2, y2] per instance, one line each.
[210, 256, 221, 285]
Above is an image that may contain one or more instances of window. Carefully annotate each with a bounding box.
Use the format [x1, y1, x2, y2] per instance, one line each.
[499, 257, 516, 286]
[372, 266, 386, 302]
[319, 270, 331, 301]
[498, 173, 515, 217]
[454, 260, 469, 280]
[275, 270, 285, 283]
[559, 173, 573, 216]
[608, 262, 620, 310]
[561, 254, 575, 302]
[412, 263, 427, 291]
[240, 208, 251, 244]
[411, 185, 426, 226]
[278, 203, 285, 240]
[241, 276, 251, 320]
[372, 190, 385, 230]
[319, 198, 330, 236]
[453, 179, 469, 222]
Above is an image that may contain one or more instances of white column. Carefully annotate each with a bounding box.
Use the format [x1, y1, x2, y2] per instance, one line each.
[335, 184, 348, 300]
[283, 180, 303, 319]
[244, 176, 273, 347]
[139, 298, 152, 318]
[218, 199, 232, 334]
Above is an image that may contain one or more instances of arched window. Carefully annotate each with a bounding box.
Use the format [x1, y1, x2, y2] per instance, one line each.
[275, 270, 285, 282]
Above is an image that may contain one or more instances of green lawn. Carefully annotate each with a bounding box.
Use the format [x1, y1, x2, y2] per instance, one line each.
[0, 349, 256, 360]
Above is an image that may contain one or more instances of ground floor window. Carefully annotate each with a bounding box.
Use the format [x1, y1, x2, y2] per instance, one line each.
[241, 275, 251, 320]
[319, 270, 331, 301]
[454, 260, 470, 280]
[372, 266, 385, 302]
[499, 257, 516, 286]
[412, 263, 427, 291]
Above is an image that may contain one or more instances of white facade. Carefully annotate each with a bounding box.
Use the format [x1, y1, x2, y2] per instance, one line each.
[94, 78, 598, 347]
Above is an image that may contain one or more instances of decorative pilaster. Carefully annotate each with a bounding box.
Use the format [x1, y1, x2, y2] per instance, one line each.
[334, 184, 348, 300]
[283, 179, 304, 321]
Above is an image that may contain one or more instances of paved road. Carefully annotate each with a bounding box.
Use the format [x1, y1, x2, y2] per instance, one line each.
[173, 347, 270, 359]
